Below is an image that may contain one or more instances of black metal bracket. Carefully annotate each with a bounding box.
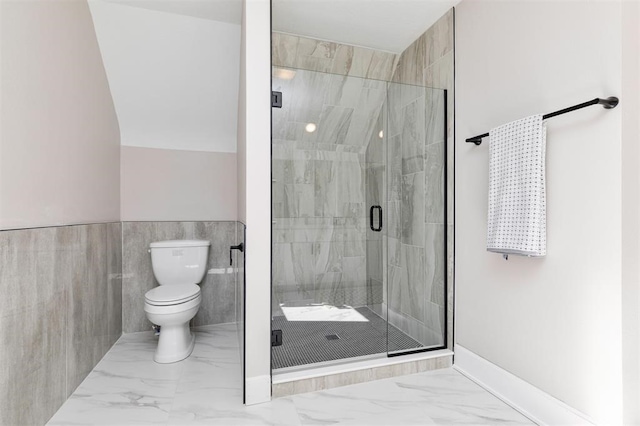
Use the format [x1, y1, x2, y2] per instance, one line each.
[230, 243, 244, 266]
[272, 91, 282, 108]
[271, 329, 283, 346]
[466, 96, 619, 145]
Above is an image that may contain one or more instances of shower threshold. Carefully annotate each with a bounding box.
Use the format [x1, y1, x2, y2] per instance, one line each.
[272, 347, 453, 398]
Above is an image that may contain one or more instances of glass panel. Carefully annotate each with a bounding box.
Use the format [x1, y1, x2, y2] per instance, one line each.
[385, 83, 447, 355]
[270, 67, 447, 369]
[271, 67, 390, 369]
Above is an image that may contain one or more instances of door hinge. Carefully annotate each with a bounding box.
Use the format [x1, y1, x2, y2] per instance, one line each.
[271, 329, 283, 346]
[272, 91, 282, 108]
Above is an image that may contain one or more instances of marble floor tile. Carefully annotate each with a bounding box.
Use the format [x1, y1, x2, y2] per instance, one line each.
[288, 368, 534, 426]
[49, 323, 532, 426]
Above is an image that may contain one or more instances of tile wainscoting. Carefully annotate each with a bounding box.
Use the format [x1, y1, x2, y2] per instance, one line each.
[122, 221, 239, 333]
[0, 222, 122, 425]
[0, 220, 244, 425]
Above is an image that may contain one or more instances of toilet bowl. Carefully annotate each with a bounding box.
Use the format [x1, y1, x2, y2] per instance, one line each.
[144, 240, 210, 363]
[144, 284, 202, 363]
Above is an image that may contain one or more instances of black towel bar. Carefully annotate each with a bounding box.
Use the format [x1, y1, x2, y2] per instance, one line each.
[466, 96, 619, 145]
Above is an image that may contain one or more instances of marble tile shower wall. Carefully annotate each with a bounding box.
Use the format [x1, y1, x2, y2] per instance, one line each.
[122, 221, 237, 333]
[0, 223, 122, 425]
[271, 33, 397, 310]
[365, 111, 386, 315]
[388, 9, 454, 349]
[272, 32, 397, 81]
[384, 84, 447, 347]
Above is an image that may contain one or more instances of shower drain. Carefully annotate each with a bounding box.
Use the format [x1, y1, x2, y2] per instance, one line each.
[325, 334, 340, 341]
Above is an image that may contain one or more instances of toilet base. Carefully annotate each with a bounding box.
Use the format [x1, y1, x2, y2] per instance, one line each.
[154, 324, 196, 364]
[145, 295, 201, 364]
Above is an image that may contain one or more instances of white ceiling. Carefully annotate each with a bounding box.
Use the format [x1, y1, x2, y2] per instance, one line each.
[103, 0, 242, 25]
[101, 0, 460, 53]
[89, 0, 241, 153]
[272, 0, 460, 53]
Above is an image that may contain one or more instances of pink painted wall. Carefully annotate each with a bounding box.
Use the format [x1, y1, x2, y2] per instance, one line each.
[121, 146, 237, 221]
[0, 0, 120, 229]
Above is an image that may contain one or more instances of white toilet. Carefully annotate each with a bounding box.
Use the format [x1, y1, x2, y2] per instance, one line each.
[144, 239, 211, 363]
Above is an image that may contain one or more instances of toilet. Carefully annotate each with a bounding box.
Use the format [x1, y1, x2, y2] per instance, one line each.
[144, 239, 211, 363]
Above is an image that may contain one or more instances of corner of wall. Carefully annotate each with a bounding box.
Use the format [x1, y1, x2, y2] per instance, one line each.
[620, 1, 640, 423]
[239, 0, 271, 405]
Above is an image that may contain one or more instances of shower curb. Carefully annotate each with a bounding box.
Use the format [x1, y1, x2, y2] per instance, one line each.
[272, 351, 453, 398]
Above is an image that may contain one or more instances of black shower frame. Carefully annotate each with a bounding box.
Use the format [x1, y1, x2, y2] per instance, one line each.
[387, 88, 448, 358]
[268, 17, 455, 366]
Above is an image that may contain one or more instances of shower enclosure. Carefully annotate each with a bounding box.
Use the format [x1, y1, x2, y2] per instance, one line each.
[271, 66, 447, 370]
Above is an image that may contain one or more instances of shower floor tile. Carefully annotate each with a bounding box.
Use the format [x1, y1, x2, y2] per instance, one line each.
[272, 306, 427, 369]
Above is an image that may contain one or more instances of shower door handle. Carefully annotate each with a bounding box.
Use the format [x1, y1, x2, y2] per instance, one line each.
[370, 205, 382, 232]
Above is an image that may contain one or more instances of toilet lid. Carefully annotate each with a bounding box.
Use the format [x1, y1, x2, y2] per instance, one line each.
[145, 284, 200, 306]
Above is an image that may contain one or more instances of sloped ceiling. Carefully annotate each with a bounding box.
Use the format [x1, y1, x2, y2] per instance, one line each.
[102, 0, 242, 24]
[89, 0, 457, 155]
[272, 0, 460, 53]
[89, 0, 241, 153]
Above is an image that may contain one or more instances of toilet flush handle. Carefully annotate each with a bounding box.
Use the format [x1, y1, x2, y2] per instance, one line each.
[229, 243, 244, 266]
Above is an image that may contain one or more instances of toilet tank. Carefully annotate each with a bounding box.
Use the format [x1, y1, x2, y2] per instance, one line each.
[149, 240, 211, 286]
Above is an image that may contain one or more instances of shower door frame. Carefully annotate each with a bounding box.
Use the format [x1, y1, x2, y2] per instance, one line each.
[385, 88, 448, 358]
[269, 66, 449, 370]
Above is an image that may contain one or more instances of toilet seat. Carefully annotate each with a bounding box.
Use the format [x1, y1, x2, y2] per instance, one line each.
[145, 283, 200, 306]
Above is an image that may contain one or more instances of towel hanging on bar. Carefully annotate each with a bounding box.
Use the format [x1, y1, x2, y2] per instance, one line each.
[487, 115, 546, 257]
[466, 96, 619, 145]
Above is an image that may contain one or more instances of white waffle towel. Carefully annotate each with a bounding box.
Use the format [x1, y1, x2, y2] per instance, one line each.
[487, 114, 546, 257]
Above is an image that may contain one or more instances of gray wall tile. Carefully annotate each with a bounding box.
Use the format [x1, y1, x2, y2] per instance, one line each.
[386, 9, 454, 350]
[425, 142, 445, 224]
[122, 221, 156, 333]
[107, 222, 123, 347]
[425, 224, 446, 307]
[272, 354, 453, 397]
[67, 224, 110, 393]
[401, 172, 425, 246]
[387, 135, 402, 202]
[193, 222, 237, 327]
[401, 96, 427, 174]
[271, 32, 298, 68]
[273, 32, 397, 81]
[122, 221, 237, 333]
[0, 297, 66, 426]
[0, 223, 122, 425]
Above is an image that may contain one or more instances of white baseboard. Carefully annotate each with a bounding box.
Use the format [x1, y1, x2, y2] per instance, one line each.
[245, 375, 271, 405]
[454, 345, 594, 426]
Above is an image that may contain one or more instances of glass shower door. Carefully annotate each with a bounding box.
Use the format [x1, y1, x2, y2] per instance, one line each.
[270, 66, 447, 369]
[271, 66, 390, 369]
[385, 83, 447, 355]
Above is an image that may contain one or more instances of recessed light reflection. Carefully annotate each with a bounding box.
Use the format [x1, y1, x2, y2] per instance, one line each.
[378, 130, 384, 138]
[305, 123, 317, 133]
[274, 68, 296, 80]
